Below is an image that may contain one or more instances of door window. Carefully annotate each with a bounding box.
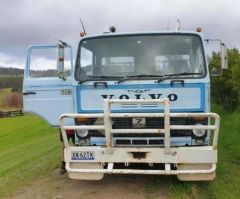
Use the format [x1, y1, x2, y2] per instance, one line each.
[29, 47, 71, 78]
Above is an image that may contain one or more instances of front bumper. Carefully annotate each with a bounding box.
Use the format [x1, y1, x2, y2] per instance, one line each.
[64, 146, 217, 175]
[60, 98, 220, 177]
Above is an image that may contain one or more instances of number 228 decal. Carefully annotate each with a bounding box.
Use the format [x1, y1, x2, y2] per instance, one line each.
[61, 89, 72, 95]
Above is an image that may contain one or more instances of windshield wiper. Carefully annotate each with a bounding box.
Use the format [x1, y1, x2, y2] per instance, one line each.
[79, 73, 202, 84]
[118, 74, 164, 83]
[156, 72, 202, 83]
[79, 75, 125, 84]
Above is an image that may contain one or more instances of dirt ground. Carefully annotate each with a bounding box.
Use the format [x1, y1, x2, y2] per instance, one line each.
[6, 170, 169, 199]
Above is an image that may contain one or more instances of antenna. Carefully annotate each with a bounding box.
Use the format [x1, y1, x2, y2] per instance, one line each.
[79, 17, 87, 36]
[176, 19, 181, 31]
[166, 19, 170, 30]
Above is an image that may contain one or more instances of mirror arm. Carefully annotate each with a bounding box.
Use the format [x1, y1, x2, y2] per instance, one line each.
[58, 75, 66, 81]
[58, 40, 68, 47]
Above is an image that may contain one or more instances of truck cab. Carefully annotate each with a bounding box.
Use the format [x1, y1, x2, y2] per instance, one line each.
[23, 30, 227, 181]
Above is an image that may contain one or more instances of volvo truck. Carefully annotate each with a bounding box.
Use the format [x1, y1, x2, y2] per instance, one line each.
[23, 28, 228, 181]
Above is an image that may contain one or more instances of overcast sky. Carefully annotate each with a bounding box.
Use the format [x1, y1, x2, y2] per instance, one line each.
[0, 0, 240, 69]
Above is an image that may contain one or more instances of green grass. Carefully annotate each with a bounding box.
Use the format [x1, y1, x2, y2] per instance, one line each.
[160, 105, 240, 199]
[0, 114, 60, 198]
[140, 105, 240, 199]
[0, 106, 239, 199]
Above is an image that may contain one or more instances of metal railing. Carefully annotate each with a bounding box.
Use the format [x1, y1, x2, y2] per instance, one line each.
[60, 98, 220, 152]
[59, 98, 220, 176]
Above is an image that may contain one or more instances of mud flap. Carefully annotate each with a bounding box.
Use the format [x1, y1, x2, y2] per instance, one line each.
[177, 163, 216, 181]
[67, 162, 104, 180]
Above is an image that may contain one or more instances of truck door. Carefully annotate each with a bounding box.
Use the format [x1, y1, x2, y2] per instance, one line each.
[23, 44, 75, 126]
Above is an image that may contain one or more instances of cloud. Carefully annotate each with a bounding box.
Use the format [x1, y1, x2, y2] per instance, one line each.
[0, 53, 24, 68]
[0, 0, 240, 68]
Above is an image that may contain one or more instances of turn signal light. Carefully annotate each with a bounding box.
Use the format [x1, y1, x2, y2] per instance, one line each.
[193, 116, 207, 122]
[76, 117, 89, 122]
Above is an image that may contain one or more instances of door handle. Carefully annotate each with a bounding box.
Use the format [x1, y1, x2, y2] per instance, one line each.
[23, 91, 36, 95]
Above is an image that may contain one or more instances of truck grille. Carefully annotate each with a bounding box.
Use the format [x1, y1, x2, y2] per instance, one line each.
[77, 117, 193, 137]
[112, 117, 192, 137]
[112, 117, 193, 129]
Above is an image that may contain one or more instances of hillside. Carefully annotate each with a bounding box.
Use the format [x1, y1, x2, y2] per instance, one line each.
[0, 66, 61, 91]
[0, 76, 23, 90]
[0, 67, 24, 76]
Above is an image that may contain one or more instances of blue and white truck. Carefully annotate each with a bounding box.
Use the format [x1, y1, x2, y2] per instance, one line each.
[23, 28, 228, 181]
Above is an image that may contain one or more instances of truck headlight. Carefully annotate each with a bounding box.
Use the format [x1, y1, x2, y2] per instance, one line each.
[75, 129, 89, 138]
[192, 124, 206, 137]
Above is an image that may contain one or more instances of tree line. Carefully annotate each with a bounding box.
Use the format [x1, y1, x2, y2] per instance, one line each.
[0, 68, 59, 91]
[0, 67, 24, 91]
[0, 67, 23, 76]
[209, 48, 240, 111]
[0, 76, 23, 91]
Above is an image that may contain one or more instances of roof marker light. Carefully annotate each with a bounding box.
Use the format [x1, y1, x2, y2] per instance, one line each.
[80, 32, 85, 37]
[196, 27, 202, 32]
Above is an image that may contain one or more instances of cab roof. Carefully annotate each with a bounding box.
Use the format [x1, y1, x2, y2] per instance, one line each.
[81, 30, 203, 40]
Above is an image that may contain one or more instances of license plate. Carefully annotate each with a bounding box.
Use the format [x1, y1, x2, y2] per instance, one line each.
[71, 151, 95, 160]
[132, 118, 146, 128]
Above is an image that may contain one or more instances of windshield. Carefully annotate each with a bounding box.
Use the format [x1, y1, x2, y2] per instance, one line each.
[75, 34, 206, 81]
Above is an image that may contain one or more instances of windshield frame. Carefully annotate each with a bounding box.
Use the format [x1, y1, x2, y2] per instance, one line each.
[75, 33, 207, 82]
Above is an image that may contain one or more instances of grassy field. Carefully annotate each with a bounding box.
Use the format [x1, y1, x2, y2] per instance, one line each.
[0, 114, 60, 198]
[0, 106, 239, 199]
[144, 105, 240, 199]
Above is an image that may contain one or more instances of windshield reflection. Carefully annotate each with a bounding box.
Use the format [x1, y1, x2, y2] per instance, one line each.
[75, 34, 206, 81]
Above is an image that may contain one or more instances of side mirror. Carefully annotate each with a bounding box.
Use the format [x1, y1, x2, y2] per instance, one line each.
[221, 43, 228, 70]
[205, 39, 228, 77]
[57, 42, 65, 74]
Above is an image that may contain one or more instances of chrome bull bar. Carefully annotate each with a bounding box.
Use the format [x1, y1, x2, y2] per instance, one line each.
[59, 98, 220, 176]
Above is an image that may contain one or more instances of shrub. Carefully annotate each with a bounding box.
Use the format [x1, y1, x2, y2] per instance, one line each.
[209, 48, 240, 111]
[5, 92, 23, 108]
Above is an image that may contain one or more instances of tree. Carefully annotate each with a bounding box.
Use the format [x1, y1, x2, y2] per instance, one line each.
[209, 48, 240, 111]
